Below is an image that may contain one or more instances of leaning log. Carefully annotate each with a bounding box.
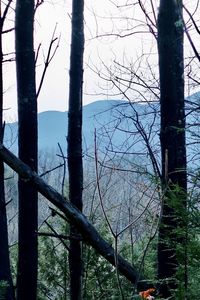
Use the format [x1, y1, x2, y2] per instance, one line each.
[0, 144, 146, 288]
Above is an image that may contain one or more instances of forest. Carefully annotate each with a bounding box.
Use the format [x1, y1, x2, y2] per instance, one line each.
[0, 0, 200, 299]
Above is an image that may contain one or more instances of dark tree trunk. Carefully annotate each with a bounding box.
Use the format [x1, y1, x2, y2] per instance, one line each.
[15, 1, 38, 299]
[67, 0, 84, 299]
[157, 0, 187, 298]
[0, 4, 15, 299]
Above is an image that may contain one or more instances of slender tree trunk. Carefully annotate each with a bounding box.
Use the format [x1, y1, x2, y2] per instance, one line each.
[157, 0, 187, 298]
[0, 4, 14, 298]
[15, 1, 38, 299]
[67, 0, 84, 299]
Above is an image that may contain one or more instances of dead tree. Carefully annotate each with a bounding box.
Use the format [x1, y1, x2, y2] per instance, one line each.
[0, 1, 15, 299]
[15, 0, 38, 299]
[0, 143, 151, 291]
[157, 0, 187, 297]
[67, 0, 84, 298]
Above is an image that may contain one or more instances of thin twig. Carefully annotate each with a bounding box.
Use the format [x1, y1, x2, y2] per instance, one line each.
[1, 0, 13, 30]
[39, 162, 64, 177]
[44, 220, 70, 251]
[36, 24, 60, 99]
[94, 129, 115, 237]
[58, 143, 66, 196]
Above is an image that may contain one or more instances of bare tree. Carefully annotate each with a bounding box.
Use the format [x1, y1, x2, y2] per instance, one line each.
[157, 0, 187, 298]
[67, 0, 84, 298]
[86, 1, 198, 297]
[0, 1, 15, 299]
[0, 143, 148, 288]
[15, 0, 38, 299]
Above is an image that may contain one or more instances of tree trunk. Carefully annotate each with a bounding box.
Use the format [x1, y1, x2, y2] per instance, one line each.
[67, 0, 84, 299]
[157, 0, 187, 298]
[15, 1, 38, 299]
[0, 3, 15, 299]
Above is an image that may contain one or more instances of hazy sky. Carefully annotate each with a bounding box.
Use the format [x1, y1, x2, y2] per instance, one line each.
[3, 0, 157, 121]
[3, 0, 200, 122]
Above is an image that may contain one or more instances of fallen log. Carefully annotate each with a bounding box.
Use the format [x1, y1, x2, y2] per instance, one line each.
[0, 144, 145, 288]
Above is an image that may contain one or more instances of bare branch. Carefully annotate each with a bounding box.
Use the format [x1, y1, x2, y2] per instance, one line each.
[2, 27, 14, 34]
[1, 0, 13, 30]
[39, 162, 64, 177]
[34, 0, 44, 14]
[183, 3, 200, 34]
[94, 130, 115, 237]
[36, 25, 60, 99]
[0, 143, 147, 288]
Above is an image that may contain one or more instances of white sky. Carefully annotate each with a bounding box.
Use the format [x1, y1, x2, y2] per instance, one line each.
[2, 0, 200, 121]
[3, 0, 158, 122]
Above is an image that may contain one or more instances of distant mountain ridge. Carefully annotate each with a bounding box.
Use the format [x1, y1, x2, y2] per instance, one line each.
[4, 100, 130, 152]
[3, 95, 200, 167]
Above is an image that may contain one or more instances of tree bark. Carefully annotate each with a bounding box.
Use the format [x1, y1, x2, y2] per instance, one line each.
[0, 2, 15, 299]
[157, 0, 187, 298]
[15, 1, 38, 299]
[67, 0, 84, 299]
[0, 144, 149, 290]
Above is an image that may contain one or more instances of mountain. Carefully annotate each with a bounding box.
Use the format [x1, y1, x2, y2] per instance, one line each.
[4, 100, 159, 153]
[3, 96, 200, 167]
